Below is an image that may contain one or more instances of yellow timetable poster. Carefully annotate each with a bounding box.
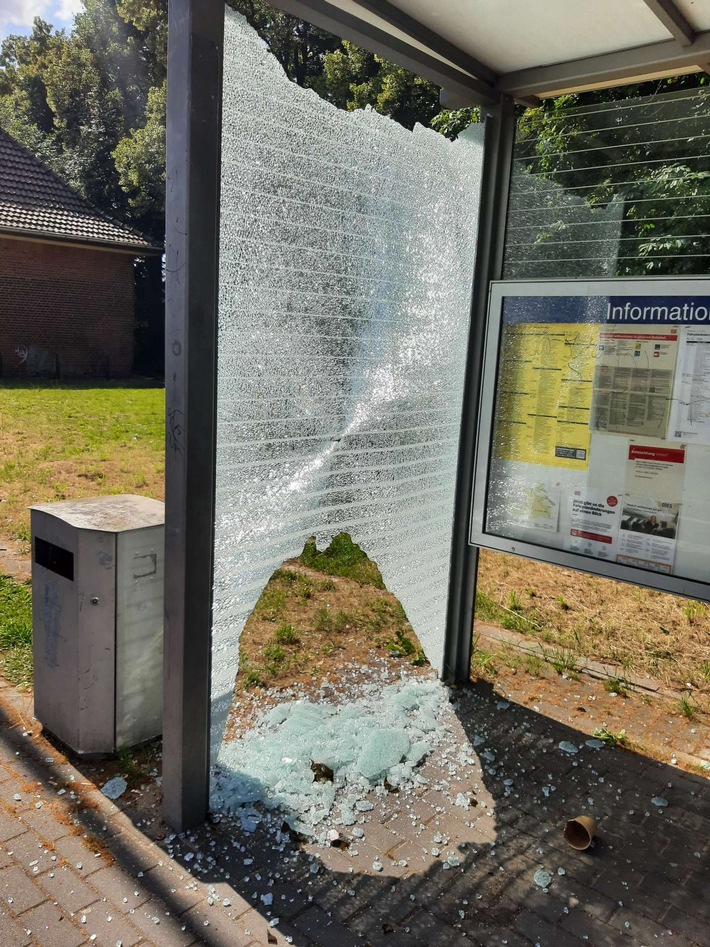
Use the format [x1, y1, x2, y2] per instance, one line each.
[493, 322, 599, 470]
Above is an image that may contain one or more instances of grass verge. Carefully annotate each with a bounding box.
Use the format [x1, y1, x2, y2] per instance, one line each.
[0, 382, 164, 550]
[0, 575, 33, 688]
[475, 549, 710, 701]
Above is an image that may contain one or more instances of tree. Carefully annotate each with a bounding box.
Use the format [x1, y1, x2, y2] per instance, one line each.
[0, 1, 166, 233]
[316, 40, 442, 129]
[227, 0, 339, 87]
[0, 0, 481, 243]
[113, 80, 165, 236]
[0, 19, 64, 167]
[512, 74, 710, 276]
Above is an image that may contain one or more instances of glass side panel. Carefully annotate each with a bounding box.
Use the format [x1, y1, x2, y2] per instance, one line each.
[211, 10, 484, 759]
[505, 87, 710, 279]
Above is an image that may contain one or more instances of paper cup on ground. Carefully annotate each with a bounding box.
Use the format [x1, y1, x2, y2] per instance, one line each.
[564, 816, 597, 850]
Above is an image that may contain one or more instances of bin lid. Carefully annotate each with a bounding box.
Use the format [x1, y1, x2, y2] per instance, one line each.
[30, 495, 164, 532]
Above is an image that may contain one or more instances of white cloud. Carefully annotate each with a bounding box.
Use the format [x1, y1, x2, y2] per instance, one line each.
[0, 0, 82, 30]
[54, 0, 82, 20]
[0, 0, 48, 29]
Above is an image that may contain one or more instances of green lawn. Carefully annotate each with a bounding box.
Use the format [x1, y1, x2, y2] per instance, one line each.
[0, 381, 165, 689]
[0, 382, 165, 547]
[0, 574, 33, 687]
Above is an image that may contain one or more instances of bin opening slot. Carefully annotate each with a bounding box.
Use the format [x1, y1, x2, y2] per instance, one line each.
[35, 537, 74, 581]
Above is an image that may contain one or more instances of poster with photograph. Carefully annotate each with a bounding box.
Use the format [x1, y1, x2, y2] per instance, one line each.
[617, 496, 680, 573]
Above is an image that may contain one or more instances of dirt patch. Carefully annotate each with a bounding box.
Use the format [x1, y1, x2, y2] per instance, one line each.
[0, 538, 30, 580]
[468, 646, 710, 775]
[227, 553, 428, 738]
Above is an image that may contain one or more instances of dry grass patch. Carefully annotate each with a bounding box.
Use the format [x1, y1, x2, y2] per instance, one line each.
[476, 549, 710, 700]
[233, 534, 427, 716]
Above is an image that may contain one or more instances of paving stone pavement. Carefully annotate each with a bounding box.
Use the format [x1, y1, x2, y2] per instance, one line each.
[0, 674, 708, 946]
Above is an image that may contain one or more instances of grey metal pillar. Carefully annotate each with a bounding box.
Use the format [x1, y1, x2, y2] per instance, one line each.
[163, 0, 224, 831]
[443, 95, 516, 684]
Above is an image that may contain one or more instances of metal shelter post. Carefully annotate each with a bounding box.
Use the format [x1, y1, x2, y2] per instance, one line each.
[443, 95, 516, 684]
[163, 0, 224, 832]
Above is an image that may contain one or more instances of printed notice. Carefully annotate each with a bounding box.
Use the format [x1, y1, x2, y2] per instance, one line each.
[591, 325, 679, 438]
[616, 443, 685, 573]
[618, 496, 680, 574]
[508, 481, 561, 532]
[566, 491, 621, 560]
[493, 323, 598, 470]
[667, 326, 710, 444]
[625, 442, 686, 501]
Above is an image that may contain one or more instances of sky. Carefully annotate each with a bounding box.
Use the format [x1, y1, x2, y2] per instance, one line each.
[0, 0, 82, 41]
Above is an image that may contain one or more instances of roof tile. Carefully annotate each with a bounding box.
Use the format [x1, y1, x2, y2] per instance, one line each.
[0, 129, 161, 252]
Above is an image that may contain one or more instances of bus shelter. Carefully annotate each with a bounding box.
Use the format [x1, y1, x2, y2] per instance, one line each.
[164, 0, 710, 829]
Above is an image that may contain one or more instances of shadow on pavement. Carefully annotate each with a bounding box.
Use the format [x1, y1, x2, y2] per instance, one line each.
[1, 678, 708, 947]
[165, 680, 710, 947]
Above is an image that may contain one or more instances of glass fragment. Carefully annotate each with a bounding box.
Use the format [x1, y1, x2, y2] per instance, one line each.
[212, 11, 483, 764]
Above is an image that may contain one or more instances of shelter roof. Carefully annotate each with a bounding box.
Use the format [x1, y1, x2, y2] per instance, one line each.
[273, 0, 710, 106]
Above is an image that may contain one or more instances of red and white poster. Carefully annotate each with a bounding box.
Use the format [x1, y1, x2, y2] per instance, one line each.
[625, 442, 686, 499]
[616, 442, 686, 573]
[565, 491, 622, 561]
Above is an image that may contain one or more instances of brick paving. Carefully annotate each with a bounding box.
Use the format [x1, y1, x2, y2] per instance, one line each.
[0, 671, 708, 946]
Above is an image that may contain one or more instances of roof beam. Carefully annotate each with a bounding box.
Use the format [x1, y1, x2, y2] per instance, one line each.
[440, 87, 539, 112]
[267, 0, 498, 106]
[641, 0, 695, 46]
[345, 0, 497, 85]
[498, 28, 710, 98]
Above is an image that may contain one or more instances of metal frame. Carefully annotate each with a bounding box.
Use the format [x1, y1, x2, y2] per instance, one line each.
[500, 30, 710, 100]
[470, 277, 710, 606]
[442, 95, 516, 684]
[343, 0, 497, 84]
[162, 0, 710, 831]
[269, 0, 498, 105]
[163, 0, 224, 831]
[641, 0, 696, 47]
[269, 0, 710, 104]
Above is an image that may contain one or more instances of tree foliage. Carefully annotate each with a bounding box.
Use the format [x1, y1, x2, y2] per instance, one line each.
[227, 0, 339, 88]
[0, 0, 477, 242]
[317, 40, 440, 129]
[1, 0, 707, 281]
[513, 75, 710, 276]
[0, 1, 162, 231]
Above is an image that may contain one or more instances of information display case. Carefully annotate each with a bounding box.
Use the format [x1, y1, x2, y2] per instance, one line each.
[471, 279, 710, 601]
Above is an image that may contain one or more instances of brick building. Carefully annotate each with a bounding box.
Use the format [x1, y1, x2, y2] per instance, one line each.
[0, 129, 161, 378]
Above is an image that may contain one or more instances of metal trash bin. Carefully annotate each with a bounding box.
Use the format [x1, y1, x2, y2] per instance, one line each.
[30, 495, 164, 756]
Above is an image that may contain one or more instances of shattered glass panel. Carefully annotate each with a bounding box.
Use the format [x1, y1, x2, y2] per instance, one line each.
[212, 10, 483, 762]
[212, 675, 449, 840]
[504, 171, 624, 279]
